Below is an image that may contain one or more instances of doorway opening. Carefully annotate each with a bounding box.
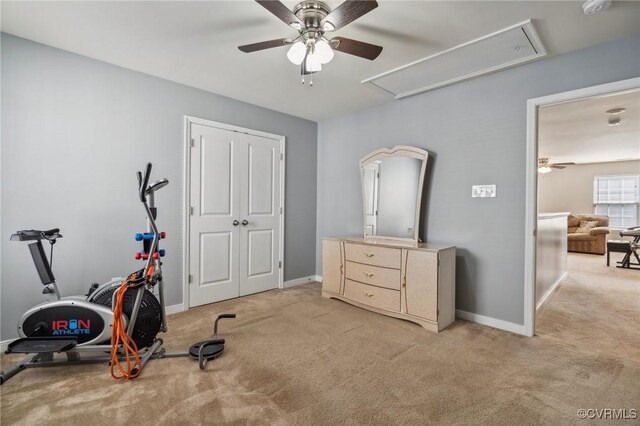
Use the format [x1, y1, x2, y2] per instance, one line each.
[524, 78, 640, 336]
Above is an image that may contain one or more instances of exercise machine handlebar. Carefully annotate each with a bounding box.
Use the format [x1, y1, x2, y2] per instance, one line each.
[138, 163, 152, 203]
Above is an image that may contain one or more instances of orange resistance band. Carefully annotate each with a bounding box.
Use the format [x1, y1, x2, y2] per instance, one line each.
[110, 266, 155, 380]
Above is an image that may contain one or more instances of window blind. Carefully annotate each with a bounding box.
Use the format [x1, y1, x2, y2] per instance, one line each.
[593, 175, 640, 228]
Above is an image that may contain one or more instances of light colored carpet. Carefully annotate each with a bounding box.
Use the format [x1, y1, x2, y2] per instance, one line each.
[1, 252, 638, 425]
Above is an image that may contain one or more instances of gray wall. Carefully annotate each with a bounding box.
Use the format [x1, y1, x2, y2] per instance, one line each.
[1, 34, 317, 340]
[316, 32, 640, 326]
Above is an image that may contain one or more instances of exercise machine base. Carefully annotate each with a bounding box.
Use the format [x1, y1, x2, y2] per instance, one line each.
[1, 312, 236, 384]
[0, 338, 189, 385]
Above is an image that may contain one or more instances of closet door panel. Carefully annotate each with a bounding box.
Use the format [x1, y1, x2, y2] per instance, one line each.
[189, 124, 241, 307]
[239, 133, 281, 296]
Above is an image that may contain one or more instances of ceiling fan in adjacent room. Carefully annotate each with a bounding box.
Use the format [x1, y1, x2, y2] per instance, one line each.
[238, 0, 383, 85]
[538, 157, 576, 174]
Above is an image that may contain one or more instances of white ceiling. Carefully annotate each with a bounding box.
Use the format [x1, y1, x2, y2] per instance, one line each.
[538, 89, 640, 165]
[2, 1, 640, 122]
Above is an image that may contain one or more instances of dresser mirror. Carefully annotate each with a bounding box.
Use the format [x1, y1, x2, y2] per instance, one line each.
[360, 145, 429, 243]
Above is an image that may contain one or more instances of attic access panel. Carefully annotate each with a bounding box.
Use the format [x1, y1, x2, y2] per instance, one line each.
[363, 20, 547, 99]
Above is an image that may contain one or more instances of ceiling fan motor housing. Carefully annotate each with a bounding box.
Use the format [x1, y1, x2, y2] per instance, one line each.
[293, 1, 331, 31]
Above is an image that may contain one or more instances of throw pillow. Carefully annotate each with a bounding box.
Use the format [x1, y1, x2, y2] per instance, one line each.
[575, 220, 599, 233]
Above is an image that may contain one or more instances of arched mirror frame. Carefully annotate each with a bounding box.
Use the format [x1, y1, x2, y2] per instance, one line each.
[359, 145, 429, 244]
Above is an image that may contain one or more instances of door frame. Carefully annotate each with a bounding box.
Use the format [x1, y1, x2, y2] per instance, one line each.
[182, 115, 286, 311]
[523, 77, 640, 336]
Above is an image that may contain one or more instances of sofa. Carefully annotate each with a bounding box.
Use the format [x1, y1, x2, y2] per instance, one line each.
[567, 214, 610, 255]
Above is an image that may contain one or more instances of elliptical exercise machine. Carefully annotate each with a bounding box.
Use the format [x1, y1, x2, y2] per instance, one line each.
[1, 163, 235, 384]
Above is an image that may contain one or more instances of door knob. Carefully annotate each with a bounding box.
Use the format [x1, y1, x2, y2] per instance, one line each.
[232, 220, 239, 226]
[242, 220, 249, 226]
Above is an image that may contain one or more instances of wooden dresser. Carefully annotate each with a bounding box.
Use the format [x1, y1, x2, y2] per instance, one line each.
[322, 237, 456, 332]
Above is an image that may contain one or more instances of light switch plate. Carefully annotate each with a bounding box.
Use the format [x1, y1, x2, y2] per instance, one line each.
[472, 185, 496, 198]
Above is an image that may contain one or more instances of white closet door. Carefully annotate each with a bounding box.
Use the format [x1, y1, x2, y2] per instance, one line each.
[189, 122, 282, 308]
[239, 133, 281, 296]
[189, 124, 241, 307]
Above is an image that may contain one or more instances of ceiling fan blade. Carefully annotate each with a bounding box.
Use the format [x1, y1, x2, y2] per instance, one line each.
[331, 37, 382, 60]
[321, 0, 378, 31]
[550, 165, 566, 169]
[238, 38, 292, 53]
[550, 162, 576, 166]
[255, 0, 303, 28]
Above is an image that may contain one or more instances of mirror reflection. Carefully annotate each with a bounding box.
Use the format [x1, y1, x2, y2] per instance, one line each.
[363, 156, 423, 239]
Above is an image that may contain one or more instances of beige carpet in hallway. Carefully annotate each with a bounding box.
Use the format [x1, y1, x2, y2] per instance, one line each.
[1, 252, 638, 425]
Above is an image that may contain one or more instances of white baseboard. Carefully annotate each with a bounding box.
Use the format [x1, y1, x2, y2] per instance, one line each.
[314, 275, 322, 282]
[283, 275, 318, 288]
[165, 303, 185, 315]
[456, 309, 526, 335]
[536, 271, 567, 311]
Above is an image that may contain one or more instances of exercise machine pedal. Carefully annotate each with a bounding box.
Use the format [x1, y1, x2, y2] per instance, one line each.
[6, 337, 78, 354]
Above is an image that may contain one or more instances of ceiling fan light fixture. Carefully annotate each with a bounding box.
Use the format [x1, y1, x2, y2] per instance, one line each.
[304, 51, 322, 73]
[538, 166, 552, 174]
[322, 21, 335, 31]
[287, 41, 307, 65]
[314, 39, 334, 64]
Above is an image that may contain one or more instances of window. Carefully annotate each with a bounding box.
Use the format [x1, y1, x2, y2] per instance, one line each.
[593, 175, 640, 229]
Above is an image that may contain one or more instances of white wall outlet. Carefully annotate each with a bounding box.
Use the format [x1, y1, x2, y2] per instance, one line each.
[472, 185, 497, 198]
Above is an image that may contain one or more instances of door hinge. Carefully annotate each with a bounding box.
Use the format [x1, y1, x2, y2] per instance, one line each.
[279, 261, 282, 269]
[188, 274, 193, 283]
[190, 138, 195, 148]
[280, 153, 283, 161]
[190, 206, 194, 215]
[280, 207, 283, 214]
[533, 228, 537, 237]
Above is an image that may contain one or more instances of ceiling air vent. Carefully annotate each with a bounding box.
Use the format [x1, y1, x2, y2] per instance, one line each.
[362, 20, 546, 99]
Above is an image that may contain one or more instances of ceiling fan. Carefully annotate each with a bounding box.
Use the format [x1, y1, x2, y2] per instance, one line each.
[538, 157, 576, 174]
[238, 0, 383, 85]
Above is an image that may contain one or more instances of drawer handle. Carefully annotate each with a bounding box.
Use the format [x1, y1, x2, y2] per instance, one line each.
[363, 272, 374, 278]
[362, 290, 374, 297]
[363, 252, 374, 258]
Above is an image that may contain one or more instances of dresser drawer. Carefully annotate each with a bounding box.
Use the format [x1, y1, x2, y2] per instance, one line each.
[345, 261, 400, 290]
[344, 243, 401, 269]
[344, 279, 400, 312]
